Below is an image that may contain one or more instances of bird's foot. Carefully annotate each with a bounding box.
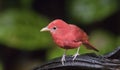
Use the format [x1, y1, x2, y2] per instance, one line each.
[72, 53, 79, 60]
[61, 54, 66, 65]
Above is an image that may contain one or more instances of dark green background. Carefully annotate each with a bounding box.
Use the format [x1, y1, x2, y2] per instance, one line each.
[0, 0, 119, 70]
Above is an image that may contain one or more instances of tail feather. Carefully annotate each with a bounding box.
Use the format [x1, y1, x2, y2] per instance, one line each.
[83, 41, 99, 52]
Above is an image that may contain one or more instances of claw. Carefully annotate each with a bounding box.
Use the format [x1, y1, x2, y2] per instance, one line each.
[61, 50, 67, 65]
[61, 54, 66, 65]
[72, 47, 80, 60]
[72, 53, 79, 60]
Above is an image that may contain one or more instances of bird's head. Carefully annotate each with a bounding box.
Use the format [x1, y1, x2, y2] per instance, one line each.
[40, 19, 69, 34]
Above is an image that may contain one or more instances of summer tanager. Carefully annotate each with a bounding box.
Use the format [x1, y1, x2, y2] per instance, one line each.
[40, 19, 99, 65]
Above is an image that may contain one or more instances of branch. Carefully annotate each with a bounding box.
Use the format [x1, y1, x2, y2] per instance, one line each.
[34, 47, 120, 70]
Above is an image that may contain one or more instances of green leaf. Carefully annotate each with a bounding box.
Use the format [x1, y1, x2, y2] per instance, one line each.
[0, 9, 53, 50]
[66, 0, 118, 24]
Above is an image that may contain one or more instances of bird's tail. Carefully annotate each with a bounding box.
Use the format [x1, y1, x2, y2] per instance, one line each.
[83, 41, 99, 52]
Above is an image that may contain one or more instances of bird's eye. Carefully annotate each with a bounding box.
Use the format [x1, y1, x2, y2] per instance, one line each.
[52, 26, 57, 30]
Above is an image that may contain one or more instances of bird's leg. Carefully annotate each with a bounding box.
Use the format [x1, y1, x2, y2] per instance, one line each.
[61, 49, 67, 65]
[72, 47, 80, 60]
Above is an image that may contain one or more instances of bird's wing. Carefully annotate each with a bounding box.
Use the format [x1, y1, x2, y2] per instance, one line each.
[68, 24, 99, 51]
[68, 24, 88, 42]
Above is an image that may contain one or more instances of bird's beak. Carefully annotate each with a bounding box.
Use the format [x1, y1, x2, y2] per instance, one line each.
[40, 27, 50, 32]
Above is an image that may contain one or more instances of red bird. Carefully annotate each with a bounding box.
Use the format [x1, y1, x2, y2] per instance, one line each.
[40, 19, 99, 65]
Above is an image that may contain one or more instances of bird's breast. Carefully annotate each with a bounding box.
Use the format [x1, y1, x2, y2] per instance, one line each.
[53, 37, 81, 49]
[51, 29, 82, 49]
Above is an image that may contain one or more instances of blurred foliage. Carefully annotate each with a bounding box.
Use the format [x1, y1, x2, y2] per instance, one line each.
[0, 0, 118, 52]
[117, 36, 120, 46]
[0, 9, 53, 50]
[47, 45, 96, 60]
[0, 1, 119, 70]
[47, 47, 64, 60]
[20, 0, 33, 9]
[0, 62, 3, 70]
[90, 30, 117, 54]
[66, 0, 118, 24]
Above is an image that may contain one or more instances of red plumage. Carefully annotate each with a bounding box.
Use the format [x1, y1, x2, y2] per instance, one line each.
[40, 19, 99, 65]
